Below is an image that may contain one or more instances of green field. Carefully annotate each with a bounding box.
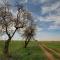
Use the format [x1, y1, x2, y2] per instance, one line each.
[42, 41, 60, 53]
[0, 41, 60, 60]
[40, 41, 60, 59]
[0, 41, 46, 60]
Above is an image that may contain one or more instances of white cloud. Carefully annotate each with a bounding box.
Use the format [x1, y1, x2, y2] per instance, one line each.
[32, 0, 48, 4]
[45, 16, 60, 23]
[36, 27, 43, 32]
[36, 15, 60, 30]
[20, 0, 28, 3]
[10, 9, 17, 17]
[25, 0, 28, 3]
[0, 0, 4, 6]
[48, 25, 60, 30]
[41, 15, 60, 24]
[42, 1, 60, 15]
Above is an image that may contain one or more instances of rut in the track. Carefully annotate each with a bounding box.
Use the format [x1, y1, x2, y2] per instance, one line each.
[39, 44, 56, 60]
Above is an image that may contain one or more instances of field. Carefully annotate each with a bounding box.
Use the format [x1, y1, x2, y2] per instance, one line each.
[40, 41, 60, 60]
[0, 41, 60, 60]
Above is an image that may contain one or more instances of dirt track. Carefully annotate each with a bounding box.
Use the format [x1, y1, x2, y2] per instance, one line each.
[39, 44, 56, 60]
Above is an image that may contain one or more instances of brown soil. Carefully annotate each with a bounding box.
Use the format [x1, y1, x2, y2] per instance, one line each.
[39, 44, 56, 60]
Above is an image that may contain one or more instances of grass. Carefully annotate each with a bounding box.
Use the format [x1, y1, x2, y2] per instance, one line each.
[0, 40, 4, 57]
[0, 41, 47, 60]
[0, 41, 60, 60]
[43, 41, 60, 53]
[40, 41, 60, 59]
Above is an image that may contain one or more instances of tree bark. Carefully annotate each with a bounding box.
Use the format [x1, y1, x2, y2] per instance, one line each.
[25, 40, 27, 48]
[24, 38, 30, 48]
[3, 38, 11, 60]
[3, 28, 18, 60]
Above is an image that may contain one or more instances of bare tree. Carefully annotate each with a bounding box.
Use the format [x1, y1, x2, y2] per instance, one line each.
[0, 0, 13, 56]
[22, 12, 36, 48]
[0, 0, 28, 59]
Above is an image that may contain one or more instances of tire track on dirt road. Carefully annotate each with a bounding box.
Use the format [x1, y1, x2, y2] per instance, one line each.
[42, 44, 60, 59]
[35, 40, 56, 60]
[39, 44, 56, 60]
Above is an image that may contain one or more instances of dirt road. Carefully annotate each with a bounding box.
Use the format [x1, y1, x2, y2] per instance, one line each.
[39, 44, 56, 60]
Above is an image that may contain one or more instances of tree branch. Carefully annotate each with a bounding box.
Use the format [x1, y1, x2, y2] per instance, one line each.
[11, 28, 18, 38]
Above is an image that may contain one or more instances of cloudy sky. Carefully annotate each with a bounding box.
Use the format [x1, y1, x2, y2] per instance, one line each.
[0, 0, 60, 41]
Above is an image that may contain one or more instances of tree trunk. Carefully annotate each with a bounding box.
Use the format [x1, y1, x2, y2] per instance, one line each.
[24, 38, 30, 48]
[25, 40, 27, 48]
[4, 38, 11, 60]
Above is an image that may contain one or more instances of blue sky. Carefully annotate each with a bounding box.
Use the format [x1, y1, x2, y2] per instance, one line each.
[0, 0, 60, 40]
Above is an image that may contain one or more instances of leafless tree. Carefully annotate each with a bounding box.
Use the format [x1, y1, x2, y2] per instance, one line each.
[0, 0, 28, 59]
[0, 0, 13, 57]
[22, 12, 36, 48]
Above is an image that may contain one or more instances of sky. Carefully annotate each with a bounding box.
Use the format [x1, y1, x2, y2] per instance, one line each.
[0, 0, 60, 41]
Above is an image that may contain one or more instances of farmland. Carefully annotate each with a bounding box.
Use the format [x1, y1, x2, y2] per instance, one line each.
[0, 41, 60, 60]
